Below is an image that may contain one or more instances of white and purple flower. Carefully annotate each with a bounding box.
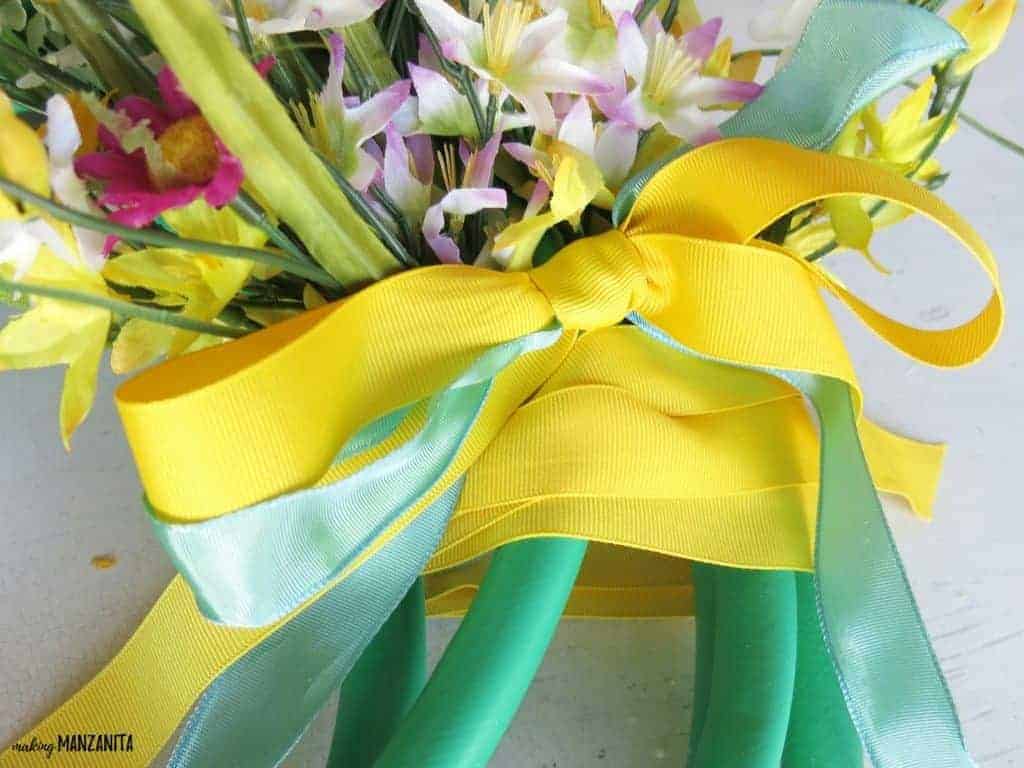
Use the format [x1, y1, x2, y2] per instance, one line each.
[414, 0, 612, 133]
[599, 16, 764, 146]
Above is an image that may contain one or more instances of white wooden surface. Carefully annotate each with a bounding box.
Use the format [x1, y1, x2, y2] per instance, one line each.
[1, 3, 1021, 765]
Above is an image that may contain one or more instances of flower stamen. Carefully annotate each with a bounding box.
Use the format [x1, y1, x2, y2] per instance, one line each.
[644, 34, 700, 105]
[437, 143, 459, 192]
[482, 1, 536, 78]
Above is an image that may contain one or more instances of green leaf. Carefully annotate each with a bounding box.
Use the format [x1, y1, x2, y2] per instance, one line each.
[130, 0, 400, 286]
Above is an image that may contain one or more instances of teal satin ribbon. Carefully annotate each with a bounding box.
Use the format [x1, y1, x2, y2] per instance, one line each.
[151, 1, 970, 764]
[631, 315, 974, 768]
[150, 327, 562, 627]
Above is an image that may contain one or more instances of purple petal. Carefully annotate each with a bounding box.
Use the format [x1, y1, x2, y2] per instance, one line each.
[98, 125, 123, 152]
[349, 79, 412, 143]
[157, 67, 197, 120]
[203, 145, 244, 207]
[682, 18, 723, 62]
[417, 34, 442, 70]
[106, 186, 203, 229]
[503, 142, 545, 167]
[691, 126, 722, 146]
[427, 231, 462, 264]
[406, 134, 434, 182]
[75, 151, 144, 182]
[255, 55, 276, 78]
[464, 133, 501, 188]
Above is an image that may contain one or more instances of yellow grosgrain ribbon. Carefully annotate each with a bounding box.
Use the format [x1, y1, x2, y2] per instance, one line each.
[1, 138, 1000, 766]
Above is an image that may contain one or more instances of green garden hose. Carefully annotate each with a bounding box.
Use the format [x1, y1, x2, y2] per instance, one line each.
[689, 565, 798, 768]
[372, 537, 588, 768]
[328, 579, 428, 768]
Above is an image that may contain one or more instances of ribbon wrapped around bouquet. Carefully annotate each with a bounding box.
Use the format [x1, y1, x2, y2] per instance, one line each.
[0, 1, 1003, 767]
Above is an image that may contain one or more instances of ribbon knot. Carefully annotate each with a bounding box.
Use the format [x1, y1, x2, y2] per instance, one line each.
[529, 228, 670, 331]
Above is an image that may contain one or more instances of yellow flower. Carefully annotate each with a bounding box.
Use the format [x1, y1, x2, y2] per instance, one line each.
[0, 93, 120, 449]
[493, 148, 603, 270]
[103, 200, 267, 373]
[947, 0, 1016, 79]
[786, 79, 953, 267]
[861, 77, 954, 173]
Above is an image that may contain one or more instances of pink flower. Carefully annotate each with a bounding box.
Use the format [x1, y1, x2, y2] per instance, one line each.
[74, 62, 272, 242]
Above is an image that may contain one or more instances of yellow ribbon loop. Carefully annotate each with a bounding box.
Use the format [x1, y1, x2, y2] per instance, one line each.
[1, 138, 1001, 767]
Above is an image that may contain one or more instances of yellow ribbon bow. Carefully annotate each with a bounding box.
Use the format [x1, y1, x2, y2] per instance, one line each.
[1, 138, 1002, 767]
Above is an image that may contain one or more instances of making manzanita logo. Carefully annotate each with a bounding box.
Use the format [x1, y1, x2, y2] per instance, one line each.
[10, 733, 134, 759]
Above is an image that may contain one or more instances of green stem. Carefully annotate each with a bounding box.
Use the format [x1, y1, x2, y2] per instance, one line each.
[318, 154, 416, 268]
[732, 48, 783, 60]
[958, 112, 1024, 158]
[0, 40, 99, 94]
[230, 189, 317, 267]
[0, 277, 246, 338]
[46, 0, 157, 98]
[230, 0, 258, 63]
[0, 178, 341, 288]
[902, 79, 1024, 159]
[910, 74, 970, 177]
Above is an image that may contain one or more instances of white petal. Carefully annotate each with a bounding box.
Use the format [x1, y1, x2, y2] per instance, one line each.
[557, 97, 595, 157]
[44, 96, 82, 165]
[348, 147, 381, 191]
[348, 80, 412, 143]
[510, 87, 556, 135]
[414, 0, 484, 57]
[513, 9, 568, 65]
[523, 59, 612, 95]
[503, 141, 548, 168]
[439, 187, 507, 216]
[616, 14, 648, 83]
[661, 103, 718, 143]
[410, 64, 475, 136]
[594, 120, 638, 188]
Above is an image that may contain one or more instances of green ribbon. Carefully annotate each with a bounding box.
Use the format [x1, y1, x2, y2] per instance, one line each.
[632, 315, 974, 768]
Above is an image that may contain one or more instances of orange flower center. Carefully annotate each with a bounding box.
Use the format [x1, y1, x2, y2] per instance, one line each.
[157, 114, 220, 186]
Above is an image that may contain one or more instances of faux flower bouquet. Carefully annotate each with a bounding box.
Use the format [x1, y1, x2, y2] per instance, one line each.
[0, 0, 1017, 766]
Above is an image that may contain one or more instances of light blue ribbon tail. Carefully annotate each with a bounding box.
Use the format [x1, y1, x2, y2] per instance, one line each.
[630, 314, 975, 768]
[154, 327, 563, 767]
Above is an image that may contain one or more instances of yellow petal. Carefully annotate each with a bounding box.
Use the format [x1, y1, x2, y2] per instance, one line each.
[949, 0, 1016, 77]
[242, 306, 301, 327]
[494, 211, 558, 255]
[549, 153, 602, 221]
[303, 283, 328, 309]
[730, 51, 763, 84]
[704, 37, 732, 79]
[831, 113, 863, 157]
[0, 298, 110, 448]
[111, 319, 175, 374]
[0, 91, 50, 199]
[59, 316, 109, 449]
[825, 195, 872, 250]
[885, 77, 934, 144]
